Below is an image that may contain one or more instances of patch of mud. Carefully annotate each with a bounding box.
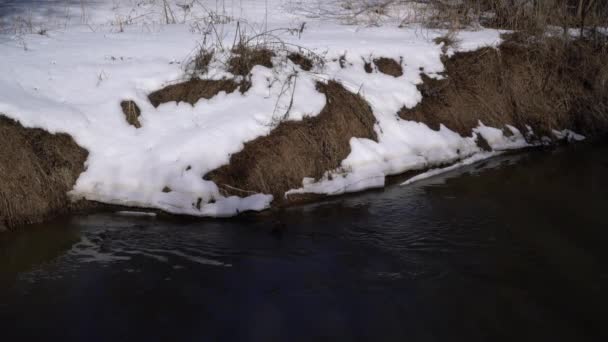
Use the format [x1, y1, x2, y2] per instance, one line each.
[121, 100, 141, 128]
[208, 81, 378, 203]
[148, 79, 239, 107]
[0, 116, 89, 229]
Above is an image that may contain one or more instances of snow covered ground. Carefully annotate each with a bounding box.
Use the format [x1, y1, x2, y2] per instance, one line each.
[0, 0, 575, 217]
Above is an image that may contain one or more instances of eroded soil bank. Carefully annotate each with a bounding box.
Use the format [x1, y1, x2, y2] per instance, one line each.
[0, 117, 89, 230]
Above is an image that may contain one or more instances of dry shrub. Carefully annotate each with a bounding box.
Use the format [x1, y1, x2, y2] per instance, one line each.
[148, 79, 239, 107]
[400, 34, 608, 138]
[0, 116, 88, 229]
[208, 81, 378, 202]
[425, 0, 480, 29]
[418, 0, 608, 41]
[192, 49, 214, 74]
[227, 44, 274, 76]
[373, 57, 403, 77]
[456, 0, 607, 35]
[120, 100, 141, 128]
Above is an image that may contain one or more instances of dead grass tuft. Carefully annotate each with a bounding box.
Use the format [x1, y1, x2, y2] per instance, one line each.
[120, 100, 142, 128]
[0, 116, 88, 229]
[208, 81, 378, 202]
[373, 57, 403, 77]
[287, 52, 313, 71]
[400, 35, 608, 139]
[148, 79, 239, 107]
[227, 44, 274, 76]
[434, 34, 459, 54]
[193, 49, 214, 74]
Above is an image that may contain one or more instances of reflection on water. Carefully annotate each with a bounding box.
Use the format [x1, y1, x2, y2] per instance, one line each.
[0, 220, 80, 285]
[1, 142, 608, 341]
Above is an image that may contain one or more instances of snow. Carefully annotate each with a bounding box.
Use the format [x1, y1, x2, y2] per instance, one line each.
[474, 124, 530, 150]
[553, 129, 586, 142]
[0, 0, 579, 217]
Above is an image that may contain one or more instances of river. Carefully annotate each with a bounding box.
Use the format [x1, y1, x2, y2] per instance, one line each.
[1, 142, 608, 341]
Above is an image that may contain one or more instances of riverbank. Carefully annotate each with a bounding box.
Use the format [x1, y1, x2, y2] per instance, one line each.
[0, 116, 88, 230]
[1, 1, 607, 229]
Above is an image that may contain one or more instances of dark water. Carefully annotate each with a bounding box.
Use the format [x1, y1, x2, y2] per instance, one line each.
[1, 142, 608, 341]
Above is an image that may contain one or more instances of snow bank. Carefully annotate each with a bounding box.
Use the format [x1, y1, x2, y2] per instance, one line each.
[0, 0, 555, 217]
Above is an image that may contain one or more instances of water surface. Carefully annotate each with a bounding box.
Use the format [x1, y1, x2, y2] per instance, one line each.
[1, 142, 608, 341]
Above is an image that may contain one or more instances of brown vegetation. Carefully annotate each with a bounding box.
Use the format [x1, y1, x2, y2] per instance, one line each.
[148, 79, 239, 107]
[0, 116, 88, 230]
[400, 34, 608, 138]
[433, 34, 458, 53]
[363, 57, 403, 77]
[227, 44, 273, 76]
[121, 100, 142, 128]
[373, 57, 403, 77]
[364, 61, 373, 73]
[418, 0, 608, 34]
[478, 0, 608, 33]
[192, 49, 214, 74]
[208, 81, 378, 202]
[288, 52, 314, 71]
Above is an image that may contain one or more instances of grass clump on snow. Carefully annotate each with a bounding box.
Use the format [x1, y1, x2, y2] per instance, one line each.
[148, 79, 240, 107]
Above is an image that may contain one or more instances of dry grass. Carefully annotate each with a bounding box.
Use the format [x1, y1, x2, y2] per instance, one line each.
[148, 79, 239, 107]
[481, 0, 608, 33]
[363, 57, 403, 77]
[287, 52, 314, 71]
[400, 34, 608, 139]
[120, 100, 142, 128]
[192, 49, 214, 75]
[0, 116, 88, 229]
[373, 57, 403, 77]
[433, 33, 459, 53]
[208, 81, 378, 202]
[227, 44, 274, 76]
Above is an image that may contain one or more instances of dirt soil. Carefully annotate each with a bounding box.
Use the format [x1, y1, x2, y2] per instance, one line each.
[148, 79, 239, 107]
[0, 116, 89, 230]
[208, 81, 378, 202]
[400, 34, 608, 138]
